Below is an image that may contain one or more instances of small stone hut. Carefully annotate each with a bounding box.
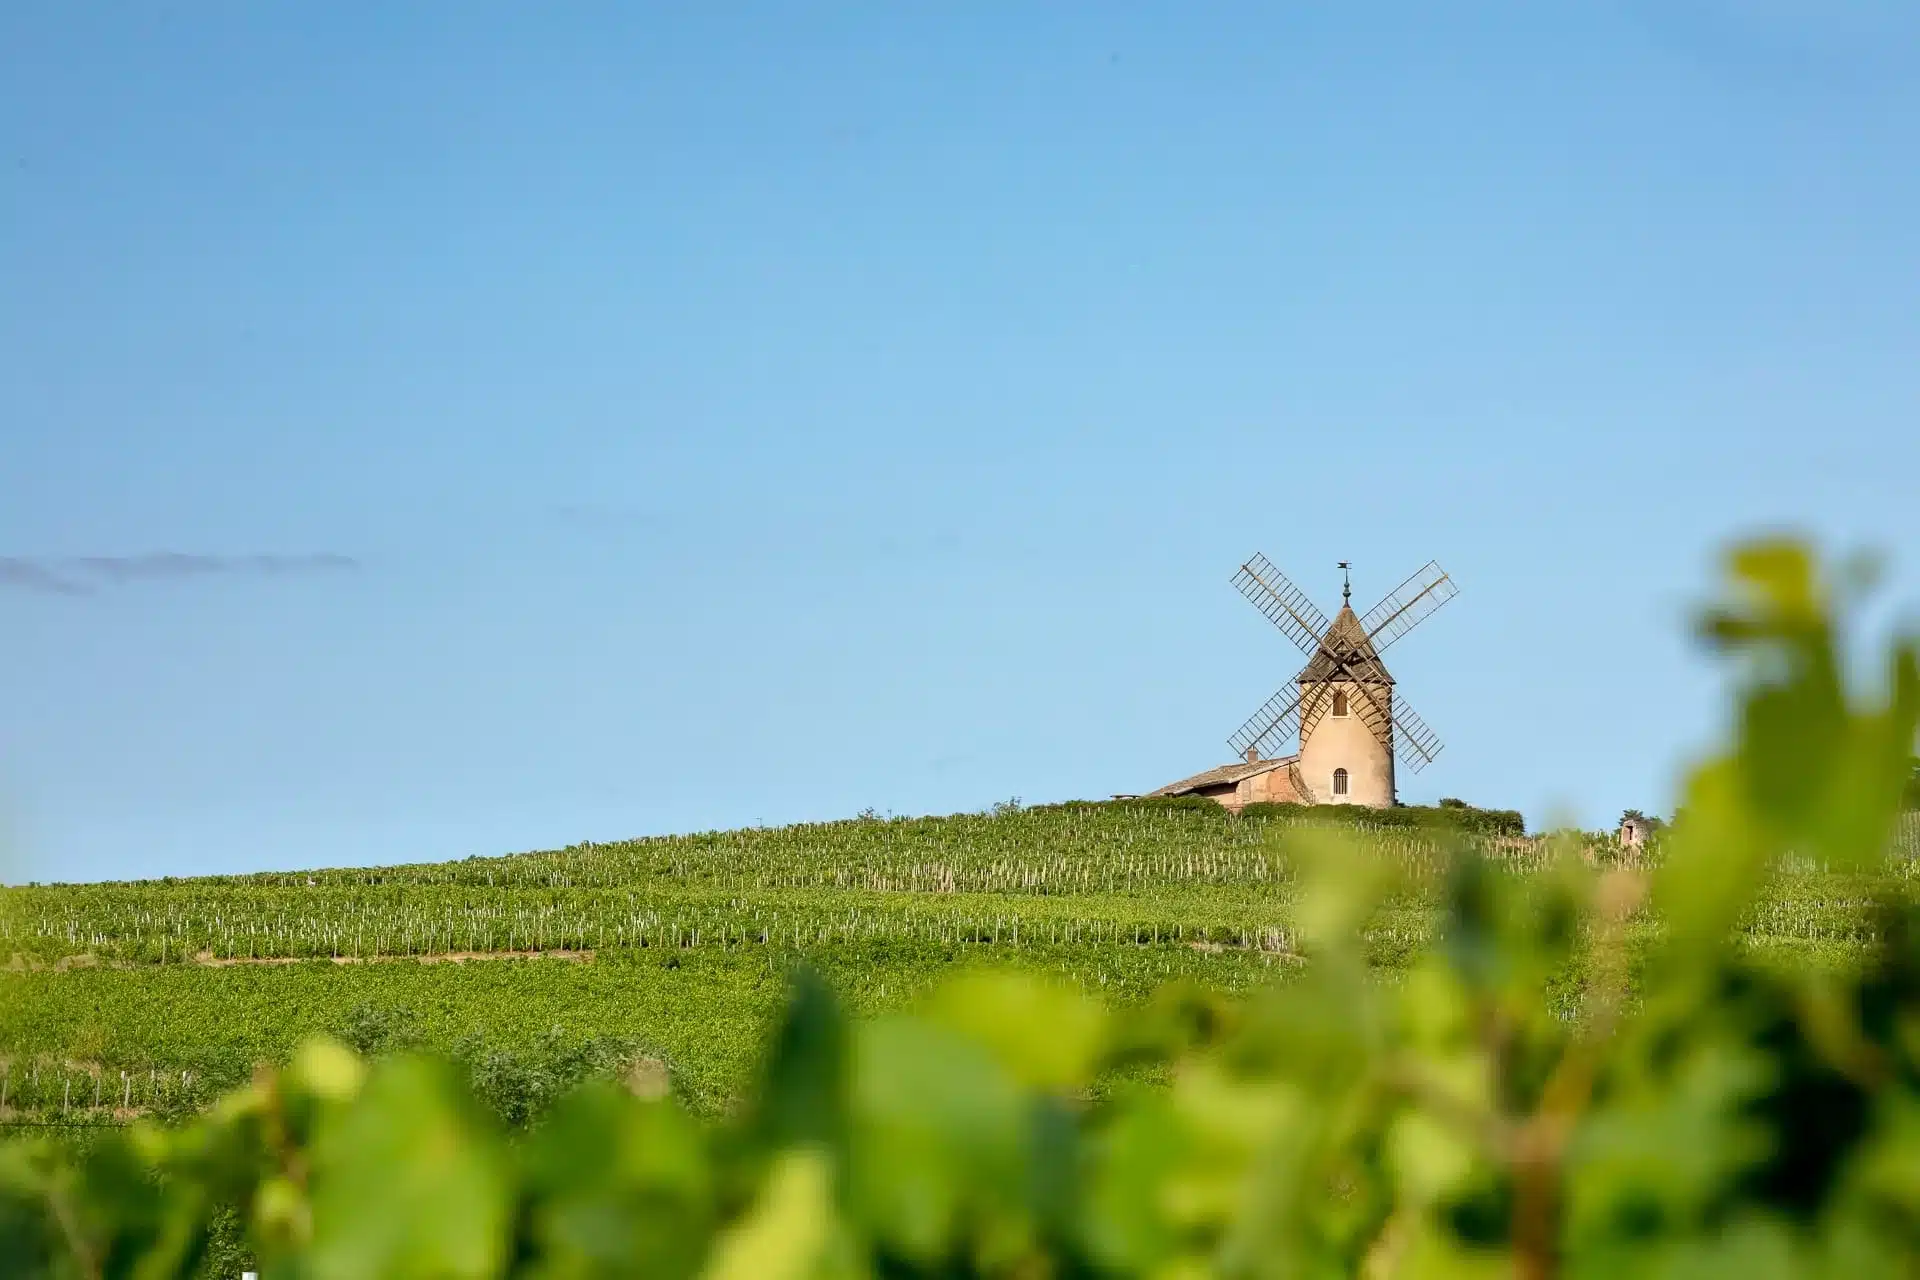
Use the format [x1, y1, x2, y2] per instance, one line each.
[1619, 815, 1656, 848]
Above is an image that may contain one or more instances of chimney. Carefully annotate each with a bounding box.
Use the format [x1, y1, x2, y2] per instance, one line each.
[1244, 746, 1259, 764]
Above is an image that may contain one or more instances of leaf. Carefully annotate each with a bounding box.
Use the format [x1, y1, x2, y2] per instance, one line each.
[519, 1081, 714, 1280]
[305, 1056, 514, 1280]
[923, 971, 1106, 1092]
[748, 967, 850, 1158]
[700, 1147, 853, 1280]
[287, 1036, 366, 1105]
[845, 1016, 1029, 1265]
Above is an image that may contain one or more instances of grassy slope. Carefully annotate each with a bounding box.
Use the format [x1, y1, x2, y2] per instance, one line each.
[0, 944, 1293, 1116]
[2, 803, 1909, 1126]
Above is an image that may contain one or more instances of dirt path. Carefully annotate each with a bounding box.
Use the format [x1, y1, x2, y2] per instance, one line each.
[8, 948, 596, 971]
[190, 947, 595, 966]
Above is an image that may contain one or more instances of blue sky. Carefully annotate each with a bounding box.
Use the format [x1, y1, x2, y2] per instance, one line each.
[4, 3, 1918, 882]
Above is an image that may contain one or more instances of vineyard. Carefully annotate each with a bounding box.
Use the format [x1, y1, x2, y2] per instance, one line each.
[6, 802, 1920, 1129]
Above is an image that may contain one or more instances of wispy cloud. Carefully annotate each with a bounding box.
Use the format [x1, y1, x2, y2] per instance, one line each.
[0, 553, 359, 596]
[0, 557, 91, 596]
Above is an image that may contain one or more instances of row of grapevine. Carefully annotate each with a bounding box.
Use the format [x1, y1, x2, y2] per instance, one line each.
[9, 862, 1907, 968]
[0, 1057, 208, 1126]
[20, 805, 1487, 893]
[5, 889, 1310, 964]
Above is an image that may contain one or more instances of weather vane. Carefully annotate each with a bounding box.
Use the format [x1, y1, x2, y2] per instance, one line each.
[1337, 560, 1351, 603]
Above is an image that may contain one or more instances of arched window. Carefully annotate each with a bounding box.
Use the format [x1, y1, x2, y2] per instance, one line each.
[1331, 690, 1349, 718]
[1332, 768, 1349, 797]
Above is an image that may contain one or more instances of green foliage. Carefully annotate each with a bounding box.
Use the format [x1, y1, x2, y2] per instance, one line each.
[1240, 800, 1528, 837]
[456, 1027, 651, 1130]
[1099, 793, 1232, 813]
[8, 537, 1920, 1275]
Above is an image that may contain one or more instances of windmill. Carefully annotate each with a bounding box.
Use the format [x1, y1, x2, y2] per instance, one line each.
[1224, 555, 1459, 806]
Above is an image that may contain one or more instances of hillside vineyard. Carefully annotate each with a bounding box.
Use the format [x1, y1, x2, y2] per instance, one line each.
[6, 803, 1920, 1126]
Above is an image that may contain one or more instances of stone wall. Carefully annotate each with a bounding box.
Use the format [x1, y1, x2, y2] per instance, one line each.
[1296, 679, 1395, 807]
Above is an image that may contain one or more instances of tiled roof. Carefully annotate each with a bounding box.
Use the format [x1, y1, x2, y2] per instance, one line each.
[1151, 754, 1300, 797]
[1298, 604, 1395, 685]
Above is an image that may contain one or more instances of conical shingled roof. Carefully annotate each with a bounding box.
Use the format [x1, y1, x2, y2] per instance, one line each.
[1298, 605, 1394, 685]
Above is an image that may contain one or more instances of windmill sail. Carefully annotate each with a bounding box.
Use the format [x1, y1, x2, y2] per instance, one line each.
[1227, 683, 1305, 761]
[1359, 561, 1458, 656]
[1233, 554, 1332, 659]
[1390, 695, 1445, 773]
[1203, 554, 1456, 801]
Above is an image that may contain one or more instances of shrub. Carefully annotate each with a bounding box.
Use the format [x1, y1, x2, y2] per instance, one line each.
[1097, 794, 1234, 815]
[1240, 799, 1527, 836]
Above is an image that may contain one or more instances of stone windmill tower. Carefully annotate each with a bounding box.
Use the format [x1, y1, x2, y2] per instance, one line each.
[1230, 556, 1458, 805]
[1153, 557, 1459, 810]
[1152, 552, 1451, 809]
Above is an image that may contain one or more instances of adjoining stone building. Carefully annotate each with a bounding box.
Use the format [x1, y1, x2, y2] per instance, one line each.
[1147, 753, 1311, 813]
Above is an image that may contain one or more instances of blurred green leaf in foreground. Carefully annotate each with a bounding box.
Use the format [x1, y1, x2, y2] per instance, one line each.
[5, 536, 1920, 1278]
